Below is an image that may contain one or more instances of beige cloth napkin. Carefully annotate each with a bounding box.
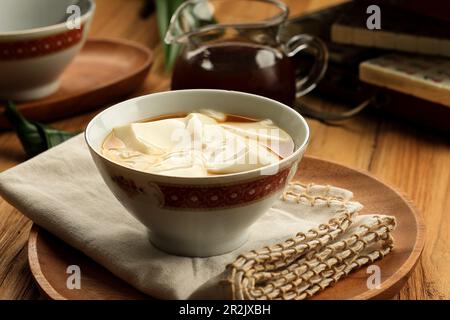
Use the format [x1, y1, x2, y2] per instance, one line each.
[0, 134, 395, 299]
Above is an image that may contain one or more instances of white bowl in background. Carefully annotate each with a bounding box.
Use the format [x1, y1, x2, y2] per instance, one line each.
[0, 0, 95, 101]
[85, 90, 310, 257]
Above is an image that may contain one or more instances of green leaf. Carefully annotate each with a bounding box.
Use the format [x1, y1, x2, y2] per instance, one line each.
[155, 0, 172, 65]
[39, 125, 79, 149]
[3, 101, 78, 157]
[155, 0, 184, 71]
[155, 0, 219, 70]
[4, 101, 47, 157]
[166, 42, 181, 70]
[155, 1, 169, 43]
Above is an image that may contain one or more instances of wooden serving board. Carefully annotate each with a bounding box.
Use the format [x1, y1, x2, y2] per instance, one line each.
[27, 156, 425, 300]
[0, 38, 153, 129]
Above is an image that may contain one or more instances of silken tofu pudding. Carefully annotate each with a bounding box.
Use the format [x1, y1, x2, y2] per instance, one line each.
[101, 109, 295, 177]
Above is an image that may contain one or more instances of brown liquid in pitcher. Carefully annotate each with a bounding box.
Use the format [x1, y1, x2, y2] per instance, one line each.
[171, 43, 296, 106]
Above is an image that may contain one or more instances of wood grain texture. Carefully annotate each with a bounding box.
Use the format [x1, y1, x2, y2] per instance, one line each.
[28, 227, 148, 300]
[0, 0, 448, 300]
[369, 122, 450, 300]
[27, 156, 425, 300]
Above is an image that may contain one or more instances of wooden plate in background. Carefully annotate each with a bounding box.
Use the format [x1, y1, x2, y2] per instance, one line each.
[0, 38, 153, 129]
[27, 156, 425, 300]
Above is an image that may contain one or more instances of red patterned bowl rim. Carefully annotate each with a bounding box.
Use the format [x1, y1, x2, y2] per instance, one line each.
[0, 26, 85, 60]
[110, 167, 292, 210]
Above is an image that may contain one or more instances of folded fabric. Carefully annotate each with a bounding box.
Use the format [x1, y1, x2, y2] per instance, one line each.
[0, 134, 395, 299]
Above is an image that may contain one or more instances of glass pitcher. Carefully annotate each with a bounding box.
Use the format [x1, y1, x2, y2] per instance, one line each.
[165, 0, 328, 106]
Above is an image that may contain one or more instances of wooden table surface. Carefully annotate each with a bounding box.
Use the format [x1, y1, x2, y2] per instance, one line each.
[0, 0, 448, 300]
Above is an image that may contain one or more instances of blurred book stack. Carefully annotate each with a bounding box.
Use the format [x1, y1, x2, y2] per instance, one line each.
[287, 0, 450, 132]
[331, 2, 450, 57]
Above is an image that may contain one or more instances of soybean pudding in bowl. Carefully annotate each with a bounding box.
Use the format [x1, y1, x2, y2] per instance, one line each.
[86, 89, 310, 256]
[101, 109, 295, 177]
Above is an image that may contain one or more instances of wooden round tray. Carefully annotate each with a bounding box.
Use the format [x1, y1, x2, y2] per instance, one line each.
[28, 156, 425, 300]
[0, 38, 153, 129]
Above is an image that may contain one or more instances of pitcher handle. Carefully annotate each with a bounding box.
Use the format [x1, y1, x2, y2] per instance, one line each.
[284, 34, 328, 98]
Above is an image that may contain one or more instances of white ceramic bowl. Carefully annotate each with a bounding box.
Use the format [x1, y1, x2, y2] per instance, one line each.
[0, 0, 95, 101]
[85, 90, 310, 257]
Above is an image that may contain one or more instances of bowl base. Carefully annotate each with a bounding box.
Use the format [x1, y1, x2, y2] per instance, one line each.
[0, 80, 59, 101]
[147, 229, 250, 258]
